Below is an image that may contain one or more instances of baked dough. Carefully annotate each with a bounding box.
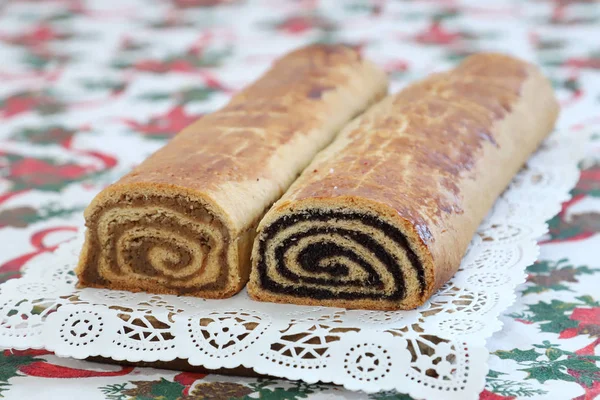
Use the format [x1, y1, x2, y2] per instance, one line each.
[248, 53, 559, 310]
[75, 44, 388, 298]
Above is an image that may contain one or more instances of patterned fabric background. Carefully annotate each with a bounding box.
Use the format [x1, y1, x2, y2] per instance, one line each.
[0, 0, 598, 399]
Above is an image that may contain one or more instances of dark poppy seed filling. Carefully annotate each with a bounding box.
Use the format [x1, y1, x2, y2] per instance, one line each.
[255, 210, 425, 301]
[248, 54, 559, 310]
[288, 240, 382, 286]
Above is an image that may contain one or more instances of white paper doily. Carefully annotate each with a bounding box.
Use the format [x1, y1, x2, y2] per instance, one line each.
[0, 130, 585, 400]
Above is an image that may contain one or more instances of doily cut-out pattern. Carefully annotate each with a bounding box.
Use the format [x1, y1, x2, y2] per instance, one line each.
[0, 130, 584, 399]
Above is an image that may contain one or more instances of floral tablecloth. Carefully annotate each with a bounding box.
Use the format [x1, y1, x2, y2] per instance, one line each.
[0, 0, 598, 399]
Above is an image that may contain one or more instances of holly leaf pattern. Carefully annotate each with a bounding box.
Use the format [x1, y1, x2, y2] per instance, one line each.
[486, 370, 505, 379]
[0, 204, 82, 228]
[112, 48, 231, 73]
[494, 348, 540, 362]
[242, 379, 330, 400]
[493, 341, 600, 389]
[149, 378, 185, 398]
[0, 351, 43, 395]
[523, 259, 600, 295]
[521, 365, 569, 384]
[576, 295, 600, 307]
[511, 300, 580, 334]
[10, 126, 77, 146]
[485, 369, 548, 398]
[0, 90, 65, 119]
[2, 153, 102, 193]
[369, 391, 414, 400]
[79, 79, 128, 95]
[138, 87, 216, 105]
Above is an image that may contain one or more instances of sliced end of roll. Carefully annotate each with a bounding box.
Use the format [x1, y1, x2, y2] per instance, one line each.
[248, 198, 435, 310]
[76, 183, 253, 298]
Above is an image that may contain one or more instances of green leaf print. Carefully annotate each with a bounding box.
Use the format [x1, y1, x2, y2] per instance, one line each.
[486, 369, 505, 379]
[576, 295, 600, 307]
[522, 259, 600, 296]
[0, 351, 43, 397]
[243, 379, 330, 400]
[79, 78, 126, 92]
[138, 92, 171, 102]
[485, 369, 548, 397]
[369, 390, 414, 399]
[138, 87, 216, 105]
[546, 347, 563, 361]
[10, 125, 76, 146]
[522, 365, 569, 384]
[148, 378, 185, 398]
[0, 204, 83, 228]
[519, 300, 580, 333]
[493, 342, 600, 387]
[495, 348, 540, 362]
[100, 383, 128, 400]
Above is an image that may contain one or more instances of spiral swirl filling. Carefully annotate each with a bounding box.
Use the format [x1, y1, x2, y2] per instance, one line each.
[82, 195, 230, 293]
[255, 211, 425, 300]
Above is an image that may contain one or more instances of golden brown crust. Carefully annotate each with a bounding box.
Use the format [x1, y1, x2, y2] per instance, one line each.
[76, 44, 389, 298]
[110, 44, 388, 232]
[249, 53, 559, 310]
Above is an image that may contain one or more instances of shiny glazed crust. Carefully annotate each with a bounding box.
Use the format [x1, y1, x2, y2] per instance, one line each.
[75, 44, 389, 298]
[248, 53, 559, 310]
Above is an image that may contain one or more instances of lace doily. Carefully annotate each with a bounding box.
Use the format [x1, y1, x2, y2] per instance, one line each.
[0, 130, 584, 399]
